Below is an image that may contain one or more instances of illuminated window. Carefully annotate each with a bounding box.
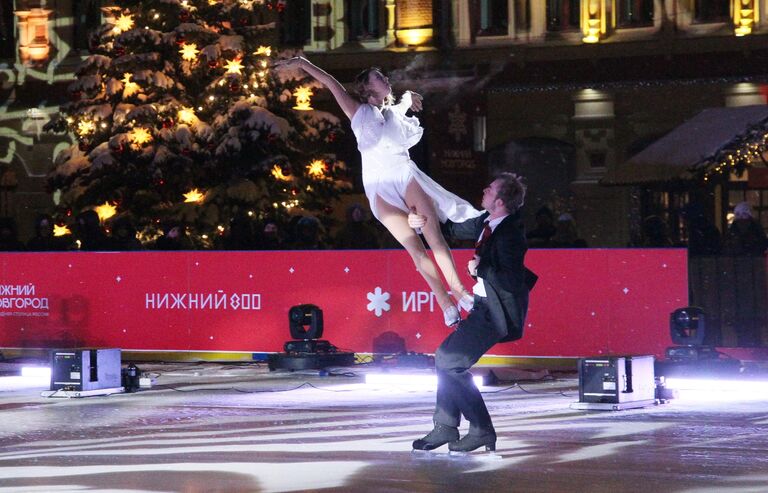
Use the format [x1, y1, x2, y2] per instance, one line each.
[347, 0, 380, 41]
[477, 0, 508, 36]
[547, 0, 580, 32]
[694, 0, 729, 23]
[617, 0, 654, 27]
[279, 0, 311, 46]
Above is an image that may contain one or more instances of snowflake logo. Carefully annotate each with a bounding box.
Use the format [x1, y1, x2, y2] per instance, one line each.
[366, 287, 391, 317]
[448, 104, 467, 143]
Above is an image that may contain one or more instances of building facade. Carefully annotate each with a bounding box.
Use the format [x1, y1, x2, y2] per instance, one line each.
[2, 0, 768, 245]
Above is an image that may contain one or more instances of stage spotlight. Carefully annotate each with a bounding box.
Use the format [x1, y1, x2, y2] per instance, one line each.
[289, 304, 324, 340]
[669, 307, 706, 346]
[268, 304, 354, 371]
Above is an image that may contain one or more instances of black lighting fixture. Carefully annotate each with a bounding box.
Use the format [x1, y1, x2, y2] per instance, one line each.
[656, 306, 740, 379]
[268, 304, 354, 371]
[289, 304, 324, 340]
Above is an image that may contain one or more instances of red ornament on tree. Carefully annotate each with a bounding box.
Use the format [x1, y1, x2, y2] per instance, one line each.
[162, 118, 175, 129]
[229, 82, 240, 93]
[175, 34, 186, 45]
[114, 46, 125, 57]
[208, 60, 218, 69]
[179, 10, 190, 22]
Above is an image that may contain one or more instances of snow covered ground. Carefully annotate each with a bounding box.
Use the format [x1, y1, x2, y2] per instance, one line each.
[0, 361, 767, 492]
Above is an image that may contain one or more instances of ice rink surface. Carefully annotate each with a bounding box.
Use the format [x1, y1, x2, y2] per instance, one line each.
[1, 361, 767, 493]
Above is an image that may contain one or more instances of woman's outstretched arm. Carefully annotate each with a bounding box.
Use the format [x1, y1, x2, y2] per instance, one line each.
[274, 56, 360, 120]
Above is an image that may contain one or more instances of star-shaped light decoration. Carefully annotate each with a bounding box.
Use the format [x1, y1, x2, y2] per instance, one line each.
[177, 106, 197, 125]
[306, 159, 327, 179]
[254, 46, 272, 57]
[183, 188, 205, 203]
[94, 202, 117, 222]
[121, 73, 141, 98]
[113, 13, 135, 34]
[128, 127, 153, 147]
[271, 164, 291, 181]
[224, 58, 244, 75]
[179, 43, 200, 61]
[53, 224, 71, 237]
[292, 86, 313, 111]
[77, 120, 96, 136]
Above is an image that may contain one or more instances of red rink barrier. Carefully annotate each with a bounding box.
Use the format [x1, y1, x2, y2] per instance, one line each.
[0, 249, 686, 358]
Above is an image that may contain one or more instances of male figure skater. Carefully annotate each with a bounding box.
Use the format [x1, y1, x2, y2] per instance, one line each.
[409, 172, 535, 452]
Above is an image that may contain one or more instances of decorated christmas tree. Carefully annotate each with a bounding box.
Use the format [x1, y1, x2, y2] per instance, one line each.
[46, 0, 350, 248]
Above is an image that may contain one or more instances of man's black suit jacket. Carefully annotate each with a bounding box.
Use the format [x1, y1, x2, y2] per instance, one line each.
[444, 211, 534, 343]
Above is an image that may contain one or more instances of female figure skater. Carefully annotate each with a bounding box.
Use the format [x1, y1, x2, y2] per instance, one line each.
[275, 56, 481, 326]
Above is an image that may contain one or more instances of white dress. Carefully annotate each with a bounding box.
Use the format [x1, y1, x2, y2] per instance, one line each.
[350, 93, 482, 223]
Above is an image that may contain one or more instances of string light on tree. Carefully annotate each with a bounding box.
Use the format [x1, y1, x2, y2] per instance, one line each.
[128, 127, 153, 148]
[271, 164, 291, 181]
[292, 86, 313, 111]
[53, 224, 71, 237]
[183, 188, 205, 203]
[77, 120, 96, 136]
[121, 73, 141, 98]
[254, 46, 272, 56]
[225, 58, 244, 75]
[179, 43, 200, 61]
[306, 159, 327, 179]
[113, 13, 135, 34]
[177, 106, 197, 125]
[94, 202, 117, 222]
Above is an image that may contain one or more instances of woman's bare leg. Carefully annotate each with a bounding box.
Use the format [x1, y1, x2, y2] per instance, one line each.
[404, 180, 471, 303]
[374, 195, 454, 311]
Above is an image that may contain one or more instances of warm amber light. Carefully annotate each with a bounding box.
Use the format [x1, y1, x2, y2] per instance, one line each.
[224, 58, 244, 75]
[177, 106, 197, 125]
[179, 43, 199, 61]
[113, 13, 135, 34]
[292, 86, 313, 111]
[121, 73, 141, 97]
[77, 120, 96, 136]
[53, 224, 71, 237]
[254, 46, 272, 56]
[271, 164, 291, 181]
[397, 28, 432, 46]
[128, 127, 152, 147]
[94, 202, 117, 222]
[183, 188, 205, 203]
[306, 159, 327, 179]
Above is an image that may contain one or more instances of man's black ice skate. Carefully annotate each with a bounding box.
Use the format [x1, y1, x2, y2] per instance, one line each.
[412, 424, 459, 451]
[448, 430, 496, 453]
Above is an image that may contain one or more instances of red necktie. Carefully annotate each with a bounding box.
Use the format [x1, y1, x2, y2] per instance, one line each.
[475, 221, 492, 255]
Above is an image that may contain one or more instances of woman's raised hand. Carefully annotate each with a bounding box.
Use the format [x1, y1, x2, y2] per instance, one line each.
[407, 91, 423, 112]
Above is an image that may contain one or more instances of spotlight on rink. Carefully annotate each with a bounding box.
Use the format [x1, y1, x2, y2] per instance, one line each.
[664, 377, 768, 401]
[365, 373, 484, 390]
